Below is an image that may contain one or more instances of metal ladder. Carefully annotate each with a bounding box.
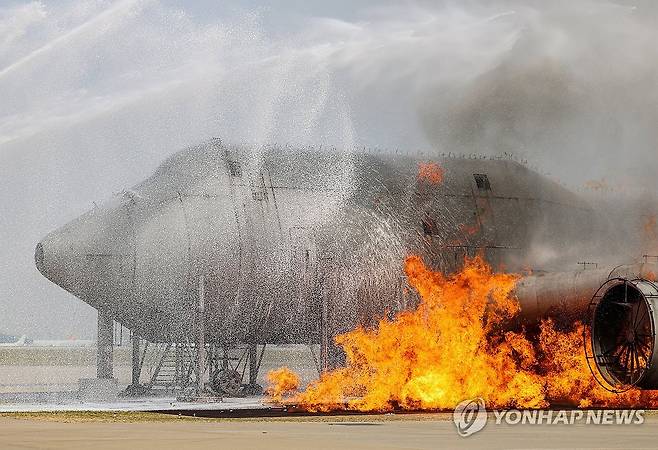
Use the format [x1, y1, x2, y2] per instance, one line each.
[149, 343, 195, 392]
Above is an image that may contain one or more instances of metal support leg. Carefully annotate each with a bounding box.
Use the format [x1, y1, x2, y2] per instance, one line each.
[320, 288, 330, 372]
[131, 333, 141, 386]
[239, 344, 263, 395]
[97, 310, 113, 379]
[120, 331, 148, 396]
[196, 276, 207, 395]
[249, 344, 258, 385]
[319, 286, 345, 371]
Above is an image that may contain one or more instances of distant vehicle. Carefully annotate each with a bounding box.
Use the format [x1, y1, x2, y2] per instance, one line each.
[31, 339, 94, 347]
[0, 333, 93, 347]
[0, 334, 28, 347]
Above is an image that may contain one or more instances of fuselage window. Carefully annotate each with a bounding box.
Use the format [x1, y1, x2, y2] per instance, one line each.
[422, 215, 437, 236]
[474, 173, 491, 191]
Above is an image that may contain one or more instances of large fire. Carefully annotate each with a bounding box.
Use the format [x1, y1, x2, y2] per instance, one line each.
[267, 256, 658, 411]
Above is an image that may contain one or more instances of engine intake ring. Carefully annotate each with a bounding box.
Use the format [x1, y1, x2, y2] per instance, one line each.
[586, 278, 658, 391]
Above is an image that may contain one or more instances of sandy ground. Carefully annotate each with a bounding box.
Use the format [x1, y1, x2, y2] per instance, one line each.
[0, 413, 657, 449]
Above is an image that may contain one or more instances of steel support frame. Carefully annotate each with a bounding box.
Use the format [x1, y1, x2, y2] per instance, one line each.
[97, 310, 114, 379]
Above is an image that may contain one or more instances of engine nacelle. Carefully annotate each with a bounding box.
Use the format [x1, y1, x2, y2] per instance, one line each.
[589, 278, 658, 390]
[515, 262, 658, 391]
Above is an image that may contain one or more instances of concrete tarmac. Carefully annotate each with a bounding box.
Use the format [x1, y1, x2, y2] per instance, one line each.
[0, 413, 657, 449]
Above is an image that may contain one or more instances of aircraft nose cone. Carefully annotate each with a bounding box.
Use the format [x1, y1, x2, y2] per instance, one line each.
[34, 242, 46, 277]
[35, 220, 91, 292]
[35, 201, 136, 306]
[34, 234, 74, 289]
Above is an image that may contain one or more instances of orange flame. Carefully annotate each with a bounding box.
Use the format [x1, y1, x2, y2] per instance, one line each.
[265, 367, 300, 402]
[418, 162, 444, 184]
[267, 256, 658, 411]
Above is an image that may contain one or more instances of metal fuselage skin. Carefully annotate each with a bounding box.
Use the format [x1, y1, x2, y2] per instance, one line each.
[36, 142, 600, 344]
